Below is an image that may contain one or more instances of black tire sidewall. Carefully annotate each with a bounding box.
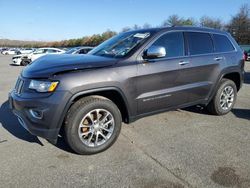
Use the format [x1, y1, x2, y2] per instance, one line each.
[21, 60, 29, 66]
[66, 99, 122, 154]
[214, 79, 237, 115]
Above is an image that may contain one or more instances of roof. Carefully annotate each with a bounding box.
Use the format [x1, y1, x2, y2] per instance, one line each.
[127, 26, 227, 35]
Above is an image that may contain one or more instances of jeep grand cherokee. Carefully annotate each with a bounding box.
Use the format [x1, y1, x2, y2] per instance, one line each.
[9, 27, 244, 154]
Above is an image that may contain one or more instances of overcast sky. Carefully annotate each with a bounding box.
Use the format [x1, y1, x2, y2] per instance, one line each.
[0, 0, 248, 41]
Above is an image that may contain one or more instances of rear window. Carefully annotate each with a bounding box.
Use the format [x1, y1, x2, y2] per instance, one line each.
[186, 32, 213, 55]
[213, 34, 235, 52]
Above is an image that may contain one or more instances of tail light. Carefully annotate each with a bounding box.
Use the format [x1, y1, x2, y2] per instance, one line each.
[243, 53, 246, 61]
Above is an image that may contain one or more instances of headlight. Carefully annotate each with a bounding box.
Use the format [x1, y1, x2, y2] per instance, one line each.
[29, 80, 59, 92]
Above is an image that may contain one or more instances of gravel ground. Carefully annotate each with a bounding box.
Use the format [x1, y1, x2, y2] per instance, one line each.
[0, 55, 250, 188]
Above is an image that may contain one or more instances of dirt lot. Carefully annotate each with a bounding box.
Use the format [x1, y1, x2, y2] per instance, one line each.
[0, 54, 250, 188]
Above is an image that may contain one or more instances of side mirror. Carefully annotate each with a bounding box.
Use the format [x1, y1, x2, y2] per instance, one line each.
[144, 46, 166, 59]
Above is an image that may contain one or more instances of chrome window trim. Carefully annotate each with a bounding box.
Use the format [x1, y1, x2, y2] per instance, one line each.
[138, 29, 238, 62]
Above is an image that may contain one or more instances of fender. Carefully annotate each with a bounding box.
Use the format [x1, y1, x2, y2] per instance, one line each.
[56, 86, 132, 134]
[206, 66, 243, 105]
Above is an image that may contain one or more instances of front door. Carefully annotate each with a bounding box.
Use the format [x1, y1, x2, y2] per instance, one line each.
[136, 31, 192, 114]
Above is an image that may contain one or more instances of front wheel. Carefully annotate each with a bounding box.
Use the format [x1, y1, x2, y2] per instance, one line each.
[64, 96, 122, 155]
[207, 79, 237, 115]
[21, 60, 30, 66]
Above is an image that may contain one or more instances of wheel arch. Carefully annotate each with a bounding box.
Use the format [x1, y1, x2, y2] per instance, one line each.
[222, 72, 241, 91]
[207, 68, 243, 105]
[59, 87, 131, 132]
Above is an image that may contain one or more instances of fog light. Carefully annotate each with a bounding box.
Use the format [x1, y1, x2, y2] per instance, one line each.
[29, 109, 43, 119]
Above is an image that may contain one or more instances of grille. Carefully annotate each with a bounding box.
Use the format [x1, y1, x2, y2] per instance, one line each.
[15, 78, 24, 95]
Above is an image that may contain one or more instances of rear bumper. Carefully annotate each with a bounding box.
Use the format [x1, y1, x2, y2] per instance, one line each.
[9, 90, 72, 143]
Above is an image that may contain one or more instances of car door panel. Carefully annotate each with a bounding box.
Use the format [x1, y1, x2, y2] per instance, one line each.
[184, 32, 226, 103]
[187, 55, 222, 102]
[136, 57, 191, 114]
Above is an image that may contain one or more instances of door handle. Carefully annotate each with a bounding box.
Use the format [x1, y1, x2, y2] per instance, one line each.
[179, 61, 189, 65]
[214, 57, 224, 61]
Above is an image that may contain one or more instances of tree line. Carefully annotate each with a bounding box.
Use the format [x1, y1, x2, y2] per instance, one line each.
[1, 4, 249, 48]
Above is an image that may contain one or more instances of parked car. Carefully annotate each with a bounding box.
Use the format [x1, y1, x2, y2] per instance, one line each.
[2, 49, 18, 55]
[64, 47, 94, 54]
[9, 27, 244, 155]
[28, 47, 65, 62]
[240, 45, 250, 61]
[0, 48, 8, 53]
[16, 48, 34, 55]
[12, 53, 32, 66]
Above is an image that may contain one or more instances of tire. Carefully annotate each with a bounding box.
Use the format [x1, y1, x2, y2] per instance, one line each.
[207, 78, 237, 115]
[21, 60, 29, 66]
[64, 96, 122, 155]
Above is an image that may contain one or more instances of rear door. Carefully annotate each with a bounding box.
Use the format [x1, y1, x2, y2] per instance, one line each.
[183, 31, 225, 103]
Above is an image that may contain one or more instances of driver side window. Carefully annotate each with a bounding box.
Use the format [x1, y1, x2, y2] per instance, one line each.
[152, 32, 184, 58]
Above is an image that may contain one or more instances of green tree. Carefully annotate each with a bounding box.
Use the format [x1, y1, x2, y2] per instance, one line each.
[162, 14, 196, 26]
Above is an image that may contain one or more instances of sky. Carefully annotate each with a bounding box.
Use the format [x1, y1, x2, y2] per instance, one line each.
[0, 0, 248, 41]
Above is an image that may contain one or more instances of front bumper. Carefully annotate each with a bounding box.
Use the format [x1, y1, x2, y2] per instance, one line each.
[12, 58, 22, 65]
[9, 90, 72, 143]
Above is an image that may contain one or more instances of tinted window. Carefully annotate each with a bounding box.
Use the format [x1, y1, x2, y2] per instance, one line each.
[47, 49, 58, 53]
[151, 32, 184, 58]
[34, 49, 46, 54]
[79, 49, 88, 54]
[186, 32, 213, 55]
[213, 34, 235, 52]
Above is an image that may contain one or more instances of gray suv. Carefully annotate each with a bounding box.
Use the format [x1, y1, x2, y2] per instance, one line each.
[9, 27, 245, 154]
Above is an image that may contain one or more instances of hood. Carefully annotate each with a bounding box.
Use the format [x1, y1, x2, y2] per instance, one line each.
[22, 54, 118, 78]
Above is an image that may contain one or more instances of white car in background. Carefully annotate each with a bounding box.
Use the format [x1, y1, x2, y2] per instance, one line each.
[17, 48, 34, 54]
[2, 49, 17, 55]
[12, 52, 33, 66]
[28, 47, 65, 62]
[64, 46, 94, 54]
[12, 54, 25, 65]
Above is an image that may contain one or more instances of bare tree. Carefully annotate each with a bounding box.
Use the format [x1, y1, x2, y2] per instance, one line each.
[142, 23, 151, 29]
[121, 27, 131, 32]
[200, 16, 224, 29]
[227, 4, 250, 44]
[133, 24, 141, 30]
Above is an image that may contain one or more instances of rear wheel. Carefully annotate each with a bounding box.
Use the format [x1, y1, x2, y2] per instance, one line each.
[64, 96, 122, 155]
[207, 79, 237, 115]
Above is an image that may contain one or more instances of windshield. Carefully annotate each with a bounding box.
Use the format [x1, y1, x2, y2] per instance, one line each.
[89, 31, 151, 58]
